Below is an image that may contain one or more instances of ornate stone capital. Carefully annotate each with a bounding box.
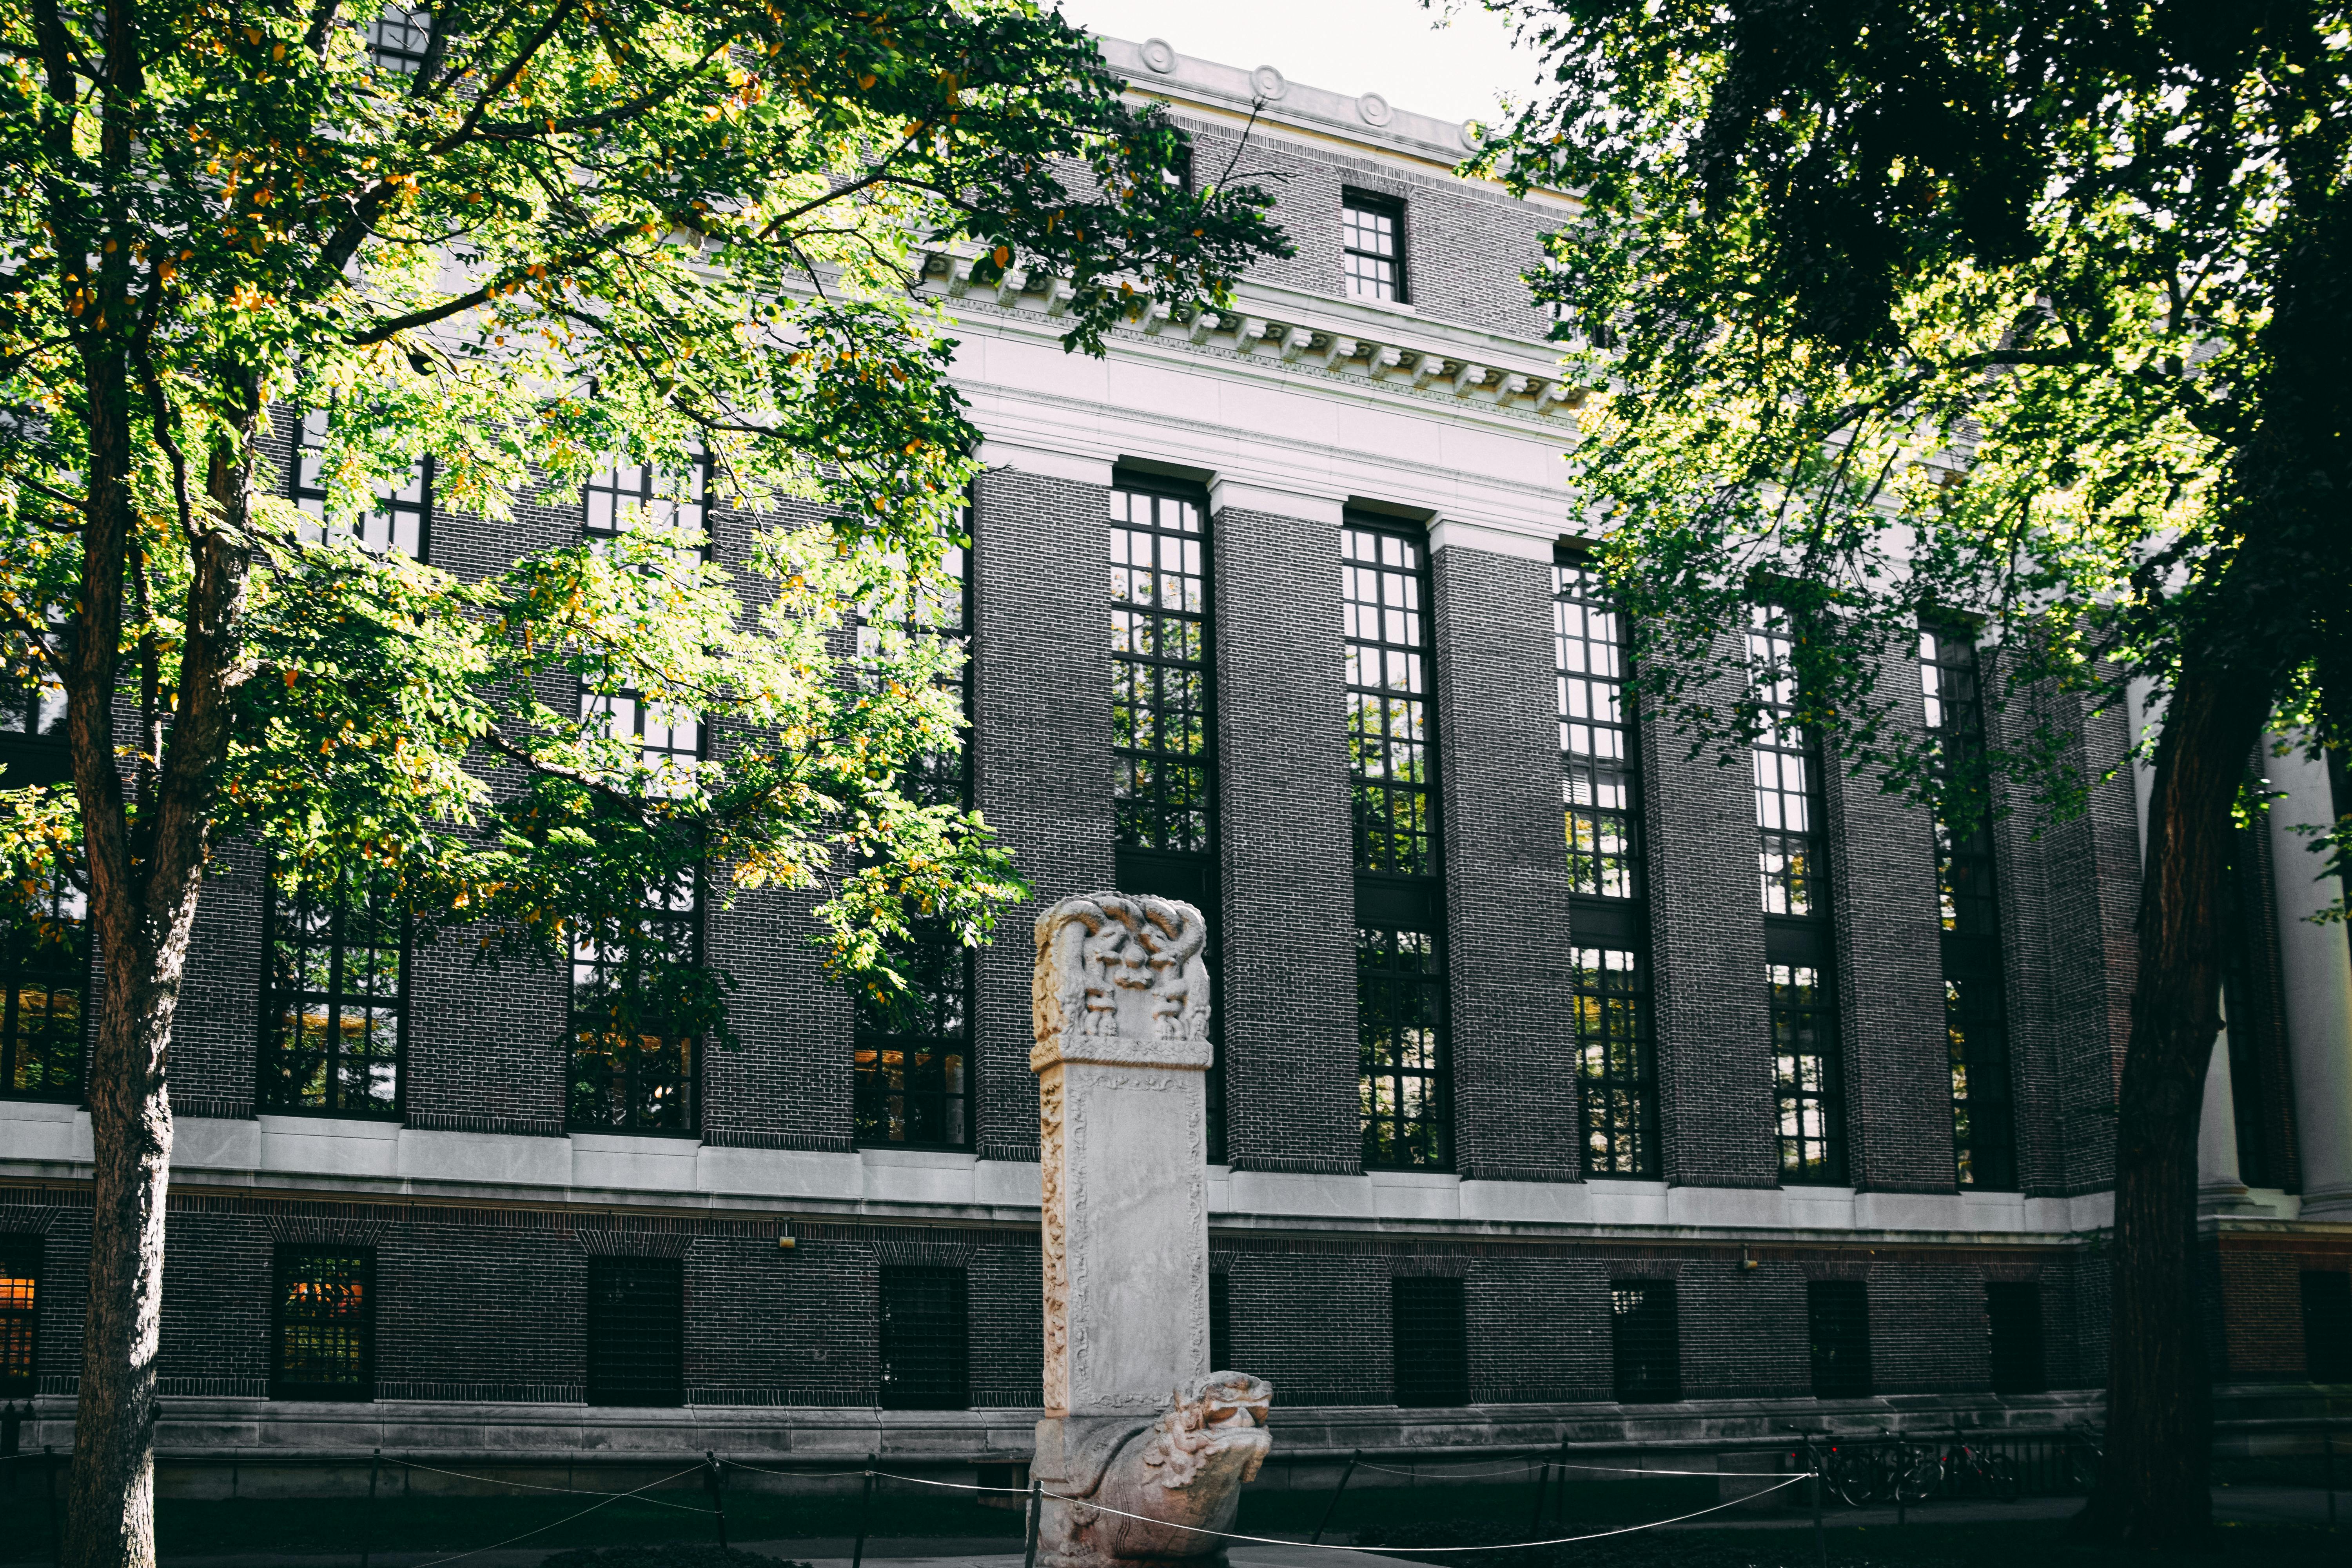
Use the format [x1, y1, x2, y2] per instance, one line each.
[1031, 893, 1214, 1073]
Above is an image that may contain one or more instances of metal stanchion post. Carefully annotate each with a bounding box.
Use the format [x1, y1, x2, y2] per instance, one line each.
[851, 1461, 876, 1568]
[1310, 1449, 1359, 1546]
[1552, 1439, 1570, 1531]
[2325, 1421, 2336, 1530]
[1810, 1442, 1827, 1568]
[45, 1445, 60, 1567]
[361, 1447, 381, 1568]
[1022, 1477, 1043, 1568]
[1528, 1461, 1552, 1534]
[705, 1451, 729, 1548]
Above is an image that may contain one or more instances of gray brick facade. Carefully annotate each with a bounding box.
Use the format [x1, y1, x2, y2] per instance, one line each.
[1431, 545, 1581, 1183]
[1638, 632, 1780, 1189]
[1212, 505, 1359, 1175]
[9, 33, 2334, 1477]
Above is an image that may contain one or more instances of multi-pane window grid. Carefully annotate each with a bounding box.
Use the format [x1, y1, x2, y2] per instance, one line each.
[1344, 528, 1436, 878]
[1347, 525, 1447, 1169]
[1392, 1276, 1469, 1407]
[1610, 1281, 1681, 1404]
[570, 459, 709, 1134]
[878, 1266, 969, 1410]
[1557, 564, 1642, 898]
[1341, 194, 1403, 303]
[292, 407, 428, 559]
[586, 1256, 684, 1407]
[1771, 963, 1842, 1182]
[1359, 927, 1448, 1170]
[1209, 1274, 1232, 1371]
[2, 868, 85, 1100]
[1923, 629, 2016, 1190]
[1985, 1282, 2045, 1395]
[0, 630, 65, 741]
[1748, 608, 1824, 918]
[0, 1236, 36, 1395]
[1807, 1280, 1873, 1398]
[272, 1248, 373, 1400]
[855, 538, 974, 1151]
[1572, 947, 1657, 1177]
[1557, 562, 1658, 1177]
[261, 878, 404, 1117]
[569, 874, 700, 1133]
[363, 4, 432, 72]
[1112, 489, 1213, 854]
[2301, 1271, 2352, 1383]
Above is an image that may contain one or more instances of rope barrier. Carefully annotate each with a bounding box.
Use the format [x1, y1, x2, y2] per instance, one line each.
[1021, 1471, 1813, 1552]
[726, 1458, 1811, 1554]
[392, 1457, 720, 1515]
[1349, 1457, 1751, 1481]
[408, 1463, 710, 1568]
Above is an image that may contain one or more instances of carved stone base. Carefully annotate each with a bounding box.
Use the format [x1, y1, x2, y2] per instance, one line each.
[1034, 1374, 1273, 1568]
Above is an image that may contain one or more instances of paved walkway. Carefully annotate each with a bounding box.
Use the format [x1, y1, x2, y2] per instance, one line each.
[131, 1488, 2347, 1568]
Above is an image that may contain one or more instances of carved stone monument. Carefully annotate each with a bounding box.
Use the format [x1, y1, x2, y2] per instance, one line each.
[1031, 894, 1272, 1567]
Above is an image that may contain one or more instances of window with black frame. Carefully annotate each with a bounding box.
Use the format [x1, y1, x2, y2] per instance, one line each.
[1985, 1281, 2045, 1395]
[878, 1265, 969, 1410]
[291, 406, 430, 560]
[586, 1256, 684, 1406]
[1109, 480, 1224, 1160]
[1209, 1273, 1232, 1371]
[1391, 1276, 1469, 1406]
[362, 4, 433, 72]
[569, 458, 709, 1134]
[271, 1247, 374, 1401]
[1748, 605, 1845, 1184]
[1, 866, 85, 1103]
[1922, 628, 2017, 1190]
[1557, 559, 1658, 1177]
[854, 530, 975, 1151]
[260, 871, 405, 1118]
[1807, 1279, 1873, 1398]
[2301, 1270, 2352, 1383]
[1610, 1280, 1681, 1404]
[0, 1235, 38, 1397]
[1346, 521, 1449, 1170]
[1341, 191, 1406, 303]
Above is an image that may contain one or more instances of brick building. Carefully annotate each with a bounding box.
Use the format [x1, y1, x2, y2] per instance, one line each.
[3, 34, 2349, 1491]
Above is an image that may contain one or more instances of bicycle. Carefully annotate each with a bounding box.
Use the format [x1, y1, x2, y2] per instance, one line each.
[1942, 1438, 2022, 1502]
[2063, 1431, 2104, 1494]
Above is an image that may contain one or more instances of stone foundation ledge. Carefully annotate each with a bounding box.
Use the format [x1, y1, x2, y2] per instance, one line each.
[0, 1388, 2132, 1497]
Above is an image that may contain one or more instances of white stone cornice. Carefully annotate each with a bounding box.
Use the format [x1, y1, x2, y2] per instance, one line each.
[1430, 517, 1559, 563]
[977, 439, 1115, 488]
[1209, 477, 1345, 525]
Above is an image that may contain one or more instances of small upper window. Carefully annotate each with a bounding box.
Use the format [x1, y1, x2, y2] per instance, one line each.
[292, 407, 429, 560]
[1341, 193, 1406, 303]
[364, 5, 433, 74]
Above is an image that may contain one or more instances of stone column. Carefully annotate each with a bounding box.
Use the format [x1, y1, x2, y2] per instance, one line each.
[2197, 1031, 2252, 1207]
[1031, 893, 1271, 1568]
[2264, 740, 2352, 1217]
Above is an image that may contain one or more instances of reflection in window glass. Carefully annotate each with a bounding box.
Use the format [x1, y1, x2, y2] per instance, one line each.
[1, 866, 85, 1102]
[261, 873, 404, 1116]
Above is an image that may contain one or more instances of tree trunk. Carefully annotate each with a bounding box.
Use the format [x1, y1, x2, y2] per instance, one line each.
[60, 390, 260, 1568]
[2082, 661, 2271, 1546]
[61, 958, 177, 1568]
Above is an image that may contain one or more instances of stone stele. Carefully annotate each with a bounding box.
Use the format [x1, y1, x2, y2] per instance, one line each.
[1030, 893, 1273, 1568]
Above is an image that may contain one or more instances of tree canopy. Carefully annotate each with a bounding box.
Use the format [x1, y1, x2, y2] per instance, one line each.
[0, 0, 1286, 1020]
[1474, 0, 2351, 1544]
[1476, 0, 2350, 828]
[0, 4, 1289, 1562]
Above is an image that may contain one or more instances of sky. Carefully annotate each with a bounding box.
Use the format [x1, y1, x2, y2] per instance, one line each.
[1045, 0, 1548, 127]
